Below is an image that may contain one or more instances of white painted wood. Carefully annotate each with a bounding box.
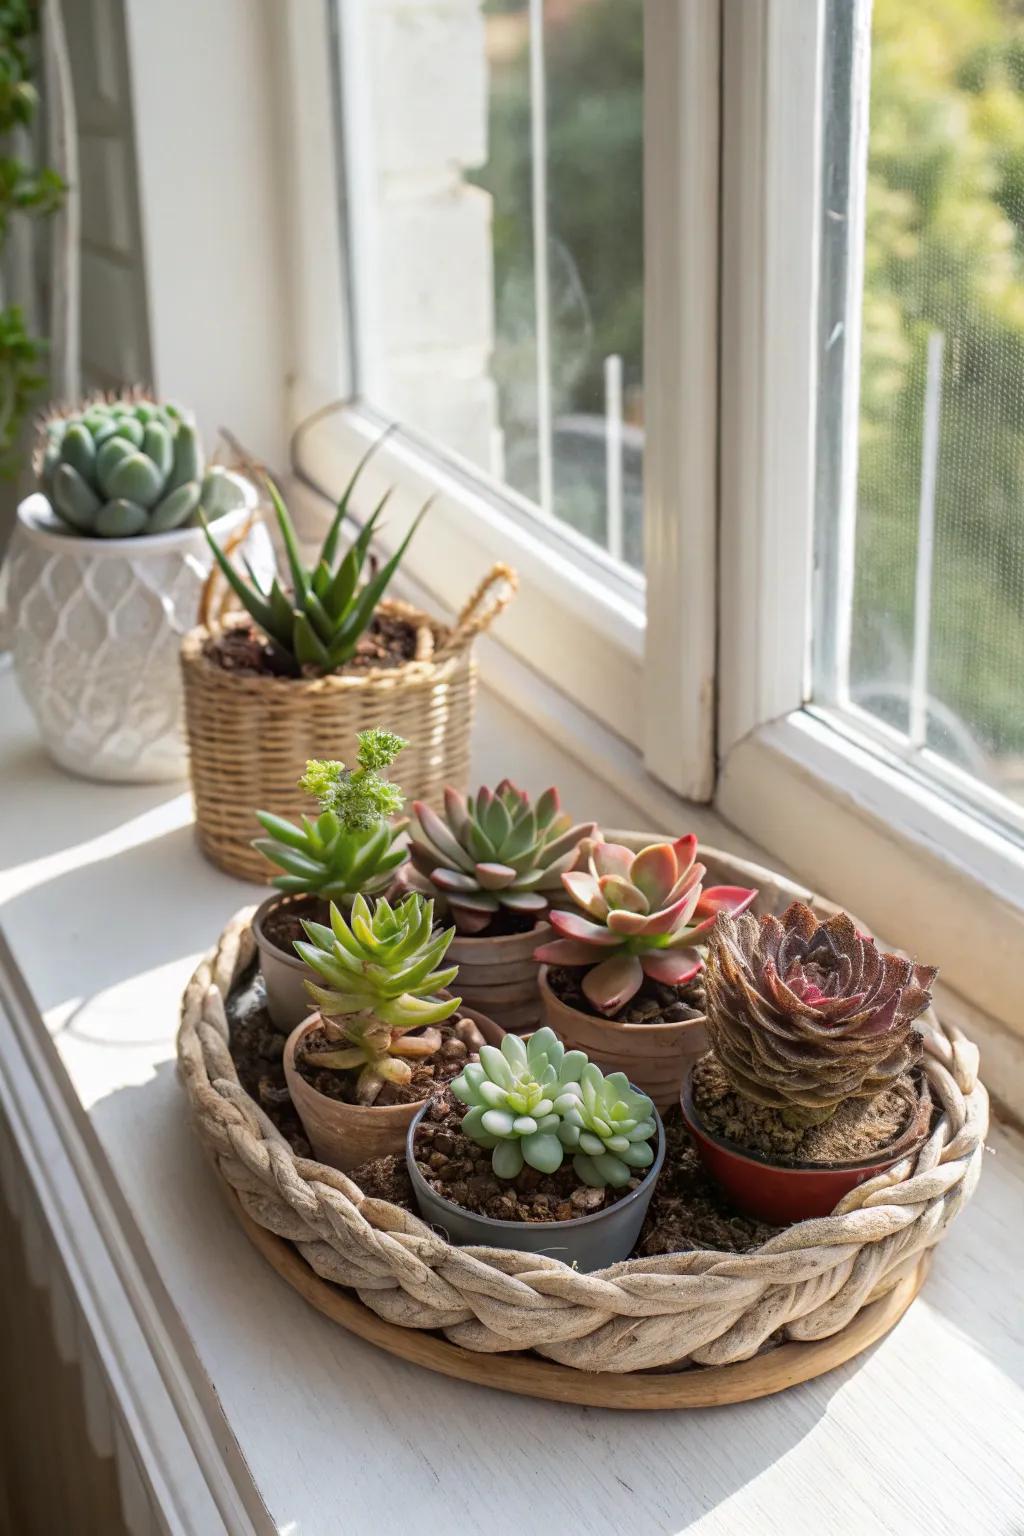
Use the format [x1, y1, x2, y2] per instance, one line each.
[122, 0, 288, 462]
[641, 0, 720, 798]
[1, 670, 1022, 1534]
[718, 0, 824, 758]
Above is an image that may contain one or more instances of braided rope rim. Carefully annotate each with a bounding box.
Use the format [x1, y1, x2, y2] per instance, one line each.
[177, 905, 989, 1374]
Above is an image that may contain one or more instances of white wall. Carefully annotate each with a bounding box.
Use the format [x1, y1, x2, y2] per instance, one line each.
[123, 0, 289, 467]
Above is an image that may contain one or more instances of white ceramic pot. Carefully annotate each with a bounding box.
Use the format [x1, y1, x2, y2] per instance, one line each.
[8, 469, 265, 783]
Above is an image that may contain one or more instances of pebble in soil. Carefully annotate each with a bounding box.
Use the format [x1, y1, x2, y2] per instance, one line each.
[545, 964, 705, 1024]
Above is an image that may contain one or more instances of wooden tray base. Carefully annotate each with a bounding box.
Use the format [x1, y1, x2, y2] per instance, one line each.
[230, 1192, 927, 1408]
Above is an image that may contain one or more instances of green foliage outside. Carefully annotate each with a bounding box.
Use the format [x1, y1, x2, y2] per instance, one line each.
[852, 0, 1024, 776]
[0, 0, 65, 476]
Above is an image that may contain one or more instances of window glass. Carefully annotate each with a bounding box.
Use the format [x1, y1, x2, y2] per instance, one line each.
[343, 0, 644, 570]
[816, 0, 1024, 824]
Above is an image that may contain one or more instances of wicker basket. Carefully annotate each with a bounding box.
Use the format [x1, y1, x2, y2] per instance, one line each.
[180, 563, 516, 881]
[177, 845, 987, 1376]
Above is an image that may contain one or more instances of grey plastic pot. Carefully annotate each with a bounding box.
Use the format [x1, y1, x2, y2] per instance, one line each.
[252, 892, 320, 1034]
[405, 1097, 665, 1272]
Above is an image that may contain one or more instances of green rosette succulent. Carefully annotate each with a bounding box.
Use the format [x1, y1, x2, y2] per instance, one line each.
[450, 1027, 587, 1178]
[556, 1066, 658, 1189]
[253, 728, 409, 903]
[295, 892, 460, 1104]
[38, 394, 231, 537]
[409, 781, 595, 934]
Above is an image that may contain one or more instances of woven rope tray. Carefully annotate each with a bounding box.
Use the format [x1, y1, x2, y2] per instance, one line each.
[177, 845, 988, 1405]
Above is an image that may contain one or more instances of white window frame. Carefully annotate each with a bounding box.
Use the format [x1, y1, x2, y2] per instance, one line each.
[271, 0, 1023, 1044]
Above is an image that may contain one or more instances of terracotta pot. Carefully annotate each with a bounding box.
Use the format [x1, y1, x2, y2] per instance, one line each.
[448, 921, 551, 1035]
[680, 1067, 933, 1225]
[406, 1096, 665, 1272]
[252, 892, 323, 1035]
[283, 1003, 503, 1171]
[537, 966, 706, 1113]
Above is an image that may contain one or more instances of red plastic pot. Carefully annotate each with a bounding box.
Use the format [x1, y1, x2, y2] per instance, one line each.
[680, 1066, 932, 1225]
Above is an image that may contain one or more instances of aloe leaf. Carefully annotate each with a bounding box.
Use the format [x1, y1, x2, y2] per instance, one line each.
[292, 611, 330, 669]
[266, 476, 310, 603]
[198, 512, 281, 638]
[320, 425, 395, 568]
[326, 498, 431, 659]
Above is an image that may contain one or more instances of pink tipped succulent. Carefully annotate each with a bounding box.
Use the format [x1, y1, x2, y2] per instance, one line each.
[408, 781, 596, 935]
[534, 834, 758, 1015]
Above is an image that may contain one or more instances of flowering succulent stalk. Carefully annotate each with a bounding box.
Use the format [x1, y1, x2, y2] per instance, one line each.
[38, 393, 224, 537]
[295, 892, 460, 1104]
[557, 1066, 658, 1189]
[408, 780, 595, 934]
[201, 433, 428, 676]
[451, 1027, 587, 1178]
[534, 834, 757, 1014]
[253, 729, 408, 903]
[704, 902, 937, 1127]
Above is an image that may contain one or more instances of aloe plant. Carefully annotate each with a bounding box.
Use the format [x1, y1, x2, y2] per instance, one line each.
[253, 729, 408, 902]
[201, 436, 429, 676]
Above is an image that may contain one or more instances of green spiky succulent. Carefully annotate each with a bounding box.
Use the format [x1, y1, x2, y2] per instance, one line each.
[451, 1029, 659, 1190]
[295, 892, 460, 1104]
[37, 394, 235, 537]
[556, 1066, 658, 1189]
[451, 1028, 588, 1178]
[253, 729, 409, 902]
[201, 435, 429, 676]
[408, 781, 595, 934]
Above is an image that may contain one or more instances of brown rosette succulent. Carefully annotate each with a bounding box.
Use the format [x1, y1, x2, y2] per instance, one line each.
[703, 902, 937, 1126]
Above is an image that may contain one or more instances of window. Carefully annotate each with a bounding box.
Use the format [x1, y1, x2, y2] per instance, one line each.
[813, 0, 1024, 842]
[340, 0, 645, 571]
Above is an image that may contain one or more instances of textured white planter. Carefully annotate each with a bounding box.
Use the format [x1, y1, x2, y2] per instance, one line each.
[8, 470, 264, 783]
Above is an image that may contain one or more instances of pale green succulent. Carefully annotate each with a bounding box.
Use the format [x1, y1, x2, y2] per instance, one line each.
[38, 394, 233, 537]
[295, 892, 460, 1104]
[450, 1027, 588, 1179]
[557, 1066, 658, 1189]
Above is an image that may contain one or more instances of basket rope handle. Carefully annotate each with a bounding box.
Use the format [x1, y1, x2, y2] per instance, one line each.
[435, 563, 518, 659]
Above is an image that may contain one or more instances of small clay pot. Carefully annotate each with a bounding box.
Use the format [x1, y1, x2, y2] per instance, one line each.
[448, 921, 551, 1035]
[680, 1066, 933, 1225]
[537, 966, 706, 1113]
[283, 1002, 503, 1171]
[252, 892, 322, 1035]
[405, 1096, 665, 1272]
